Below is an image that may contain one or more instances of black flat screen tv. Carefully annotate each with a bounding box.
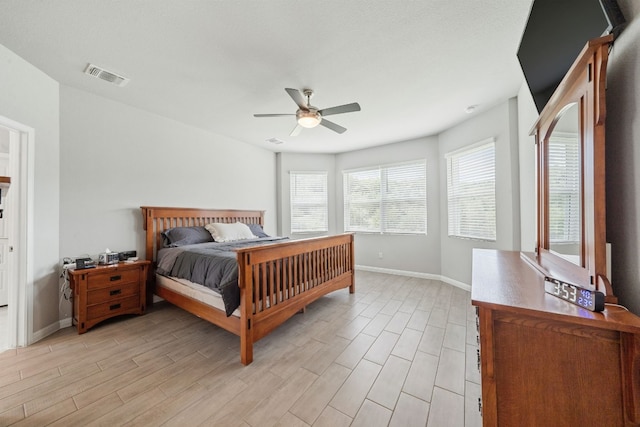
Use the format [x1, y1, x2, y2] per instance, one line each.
[517, 0, 626, 112]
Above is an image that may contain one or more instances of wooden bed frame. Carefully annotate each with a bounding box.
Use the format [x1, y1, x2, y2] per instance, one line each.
[141, 206, 355, 365]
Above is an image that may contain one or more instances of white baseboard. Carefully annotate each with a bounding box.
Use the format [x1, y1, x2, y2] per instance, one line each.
[30, 318, 72, 345]
[355, 265, 471, 292]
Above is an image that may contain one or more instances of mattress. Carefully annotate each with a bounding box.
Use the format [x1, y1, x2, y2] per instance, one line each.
[156, 274, 241, 318]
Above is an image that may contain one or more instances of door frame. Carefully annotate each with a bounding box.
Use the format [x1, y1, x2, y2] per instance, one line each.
[0, 115, 34, 349]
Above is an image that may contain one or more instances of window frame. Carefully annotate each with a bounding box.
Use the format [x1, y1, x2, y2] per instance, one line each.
[343, 159, 427, 235]
[446, 138, 496, 242]
[289, 170, 329, 234]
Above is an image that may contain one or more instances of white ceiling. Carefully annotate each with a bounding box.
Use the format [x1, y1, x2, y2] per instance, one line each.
[0, 1, 533, 154]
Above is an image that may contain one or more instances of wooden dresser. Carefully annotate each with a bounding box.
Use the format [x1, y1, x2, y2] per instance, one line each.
[472, 249, 640, 427]
[69, 260, 150, 334]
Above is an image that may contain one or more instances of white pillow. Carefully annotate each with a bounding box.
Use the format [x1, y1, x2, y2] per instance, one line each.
[205, 222, 257, 243]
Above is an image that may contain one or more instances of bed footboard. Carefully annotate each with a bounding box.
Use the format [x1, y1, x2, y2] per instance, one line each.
[236, 233, 355, 364]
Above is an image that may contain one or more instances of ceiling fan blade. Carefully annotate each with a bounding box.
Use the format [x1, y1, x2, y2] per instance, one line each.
[290, 124, 303, 137]
[319, 102, 361, 117]
[285, 88, 308, 110]
[319, 119, 347, 134]
[253, 113, 295, 117]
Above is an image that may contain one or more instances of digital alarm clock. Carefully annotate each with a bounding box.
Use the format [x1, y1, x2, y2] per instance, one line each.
[544, 277, 605, 312]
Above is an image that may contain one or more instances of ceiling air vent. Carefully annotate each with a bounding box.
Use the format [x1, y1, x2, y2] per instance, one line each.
[84, 63, 130, 87]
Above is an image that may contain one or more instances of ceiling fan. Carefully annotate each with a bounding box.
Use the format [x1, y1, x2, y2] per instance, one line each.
[254, 88, 361, 136]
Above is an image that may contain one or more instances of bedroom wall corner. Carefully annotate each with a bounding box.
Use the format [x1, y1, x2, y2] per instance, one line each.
[0, 42, 61, 341]
[59, 86, 277, 319]
[335, 137, 441, 275]
[276, 152, 338, 238]
[438, 98, 521, 286]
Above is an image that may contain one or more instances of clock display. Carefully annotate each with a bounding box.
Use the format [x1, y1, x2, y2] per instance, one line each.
[544, 277, 605, 312]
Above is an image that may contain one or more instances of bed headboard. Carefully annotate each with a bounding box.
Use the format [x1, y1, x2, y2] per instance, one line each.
[140, 206, 265, 262]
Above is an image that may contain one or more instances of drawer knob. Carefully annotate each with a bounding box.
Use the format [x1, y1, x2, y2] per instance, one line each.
[109, 303, 121, 311]
[109, 289, 122, 296]
[110, 275, 122, 282]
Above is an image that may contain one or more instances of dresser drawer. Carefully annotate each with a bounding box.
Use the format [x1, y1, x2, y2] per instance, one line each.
[87, 268, 140, 290]
[87, 295, 140, 320]
[87, 281, 140, 305]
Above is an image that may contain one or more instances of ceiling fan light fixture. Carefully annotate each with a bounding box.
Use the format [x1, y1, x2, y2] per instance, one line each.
[296, 110, 322, 128]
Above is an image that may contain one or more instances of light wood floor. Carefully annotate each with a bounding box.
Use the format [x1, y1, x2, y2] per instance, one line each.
[0, 271, 482, 426]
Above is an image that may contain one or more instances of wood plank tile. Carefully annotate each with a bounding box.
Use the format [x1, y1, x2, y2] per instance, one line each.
[165, 377, 248, 426]
[275, 411, 310, 427]
[427, 387, 464, 427]
[367, 355, 411, 410]
[435, 347, 466, 395]
[464, 380, 483, 427]
[73, 356, 173, 409]
[11, 397, 77, 427]
[0, 404, 25, 425]
[301, 336, 350, 376]
[418, 325, 445, 356]
[290, 363, 351, 425]
[85, 387, 167, 426]
[0, 272, 483, 427]
[334, 333, 375, 369]
[49, 393, 123, 427]
[351, 399, 392, 427]
[402, 350, 438, 402]
[406, 309, 431, 332]
[384, 312, 411, 334]
[465, 344, 481, 384]
[244, 367, 318, 426]
[389, 392, 430, 427]
[330, 359, 382, 418]
[312, 406, 352, 427]
[361, 313, 392, 337]
[443, 322, 467, 352]
[391, 328, 422, 361]
[363, 330, 399, 366]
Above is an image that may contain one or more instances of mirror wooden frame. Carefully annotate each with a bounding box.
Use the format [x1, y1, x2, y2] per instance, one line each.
[532, 34, 616, 301]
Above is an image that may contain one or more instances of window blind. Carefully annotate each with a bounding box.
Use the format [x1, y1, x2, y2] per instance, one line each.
[343, 160, 427, 234]
[290, 171, 328, 233]
[446, 140, 496, 241]
[548, 133, 580, 243]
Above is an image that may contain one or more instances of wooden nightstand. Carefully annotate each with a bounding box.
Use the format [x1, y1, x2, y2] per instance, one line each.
[68, 260, 150, 334]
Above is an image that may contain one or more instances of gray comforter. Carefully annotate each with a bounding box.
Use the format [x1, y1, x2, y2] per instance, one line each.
[156, 237, 287, 316]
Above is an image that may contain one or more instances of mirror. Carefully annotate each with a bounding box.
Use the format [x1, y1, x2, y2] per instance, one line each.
[532, 35, 615, 300]
[547, 103, 580, 265]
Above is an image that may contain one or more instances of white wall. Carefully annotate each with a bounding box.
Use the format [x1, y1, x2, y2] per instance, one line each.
[0, 43, 60, 335]
[604, 0, 640, 314]
[439, 98, 521, 285]
[276, 152, 337, 237]
[517, 84, 538, 253]
[335, 137, 441, 275]
[59, 86, 277, 320]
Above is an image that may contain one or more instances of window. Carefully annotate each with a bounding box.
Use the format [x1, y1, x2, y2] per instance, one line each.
[343, 160, 427, 234]
[446, 139, 496, 241]
[290, 171, 328, 233]
[548, 132, 580, 244]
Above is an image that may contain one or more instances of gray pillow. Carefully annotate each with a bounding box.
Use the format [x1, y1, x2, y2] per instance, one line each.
[161, 226, 214, 247]
[247, 223, 269, 238]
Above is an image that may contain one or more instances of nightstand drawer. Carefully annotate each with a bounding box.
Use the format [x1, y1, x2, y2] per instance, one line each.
[87, 281, 140, 305]
[87, 295, 140, 320]
[87, 269, 139, 290]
